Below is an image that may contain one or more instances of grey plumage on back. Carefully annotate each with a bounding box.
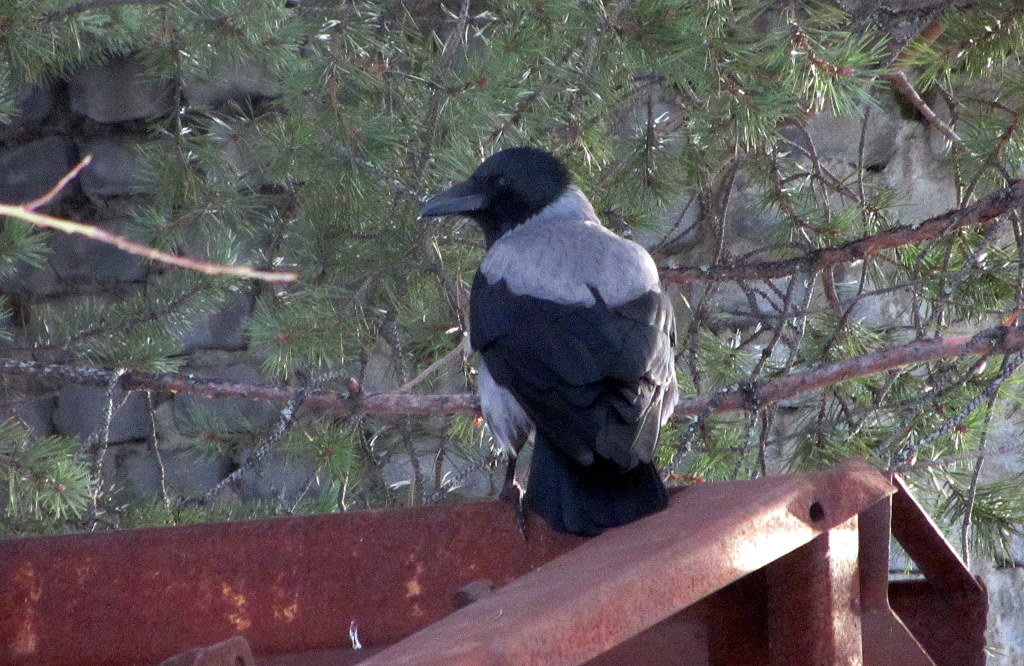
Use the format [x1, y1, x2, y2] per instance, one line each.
[480, 187, 661, 308]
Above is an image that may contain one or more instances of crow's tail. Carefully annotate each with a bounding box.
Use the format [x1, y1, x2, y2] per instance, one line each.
[523, 432, 668, 536]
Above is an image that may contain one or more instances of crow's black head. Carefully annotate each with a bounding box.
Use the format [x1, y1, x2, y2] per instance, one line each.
[420, 147, 571, 247]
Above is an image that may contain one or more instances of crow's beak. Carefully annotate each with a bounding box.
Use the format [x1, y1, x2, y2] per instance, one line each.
[420, 179, 486, 217]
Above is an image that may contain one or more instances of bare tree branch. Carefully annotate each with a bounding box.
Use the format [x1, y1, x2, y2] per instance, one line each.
[3, 322, 1023, 420]
[23, 155, 94, 211]
[0, 357, 476, 416]
[676, 325, 1024, 416]
[660, 180, 1024, 285]
[887, 71, 963, 145]
[1, 178, 298, 283]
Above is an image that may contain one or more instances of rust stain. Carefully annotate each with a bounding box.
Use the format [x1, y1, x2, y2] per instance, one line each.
[11, 615, 36, 656]
[7, 563, 39, 656]
[405, 561, 425, 598]
[405, 578, 422, 598]
[74, 562, 95, 588]
[220, 582, 252, 632]
[273, 600, 298, 623]
[13, 563, 41, 603]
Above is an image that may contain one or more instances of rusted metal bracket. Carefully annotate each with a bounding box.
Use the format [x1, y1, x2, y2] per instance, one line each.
[888, 474, 988, 666]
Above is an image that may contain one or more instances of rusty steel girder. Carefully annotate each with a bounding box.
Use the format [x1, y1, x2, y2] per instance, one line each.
[0, 459, 987, 665]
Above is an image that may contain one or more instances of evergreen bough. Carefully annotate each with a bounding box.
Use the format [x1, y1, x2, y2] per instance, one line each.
[0, 0, 1021, 566]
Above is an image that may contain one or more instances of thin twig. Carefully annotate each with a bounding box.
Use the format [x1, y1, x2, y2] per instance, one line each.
[394, 336, 469, 394]
[5, 158, 298, 281]
[961, 390, 996, 569]
[88, 368, 126, 524]
[200, 370, 346, 504]
[146, 391, 173, 519]
[0, 203, 297, 282]
[887, 71, 963, 145]
[24, 155, 94, 211]
[894, 349, 1024, 465]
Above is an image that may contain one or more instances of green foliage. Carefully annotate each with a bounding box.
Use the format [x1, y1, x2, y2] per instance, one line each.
[0, 0, 1022, 570]
[939, 472, 1024, 564]
[0, 221, 49, 277]
[0, 419, 90, 534]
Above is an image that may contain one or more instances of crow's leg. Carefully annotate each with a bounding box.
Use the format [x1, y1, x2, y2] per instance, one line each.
[498, 452, 526, 537]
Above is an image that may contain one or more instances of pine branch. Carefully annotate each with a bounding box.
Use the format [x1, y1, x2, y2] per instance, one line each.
[2, 322, 1023, 420]
[0, 357, 477, 416]
[679, 325, 1024, 416]
[0, 157, 297, 283]
[660, 179, 1024, 285]
[43, 0, 170, 20]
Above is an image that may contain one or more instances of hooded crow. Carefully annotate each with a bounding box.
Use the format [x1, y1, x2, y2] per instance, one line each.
[421, 147, 677, 535]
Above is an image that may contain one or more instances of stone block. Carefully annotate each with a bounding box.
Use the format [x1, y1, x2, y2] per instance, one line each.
[69, 56, 173, 123]
[183, 62, 280, 108]
[112, 442, 232, 499]
[780, 100, 903, 170]
[54, 385, 151, 443]
[879, 123, 957, 223]
[49, 216, 148, 283]
[236, 448, 320, 501]
[172, 357, 278, 434]
[179, 287, 252, 352]
[382, 439, 496, 500]
[1, 82, 53, 128]
[0, 396, 55, 437]
[980, 563, 1024, 665]
[76, 135, 153, 198]
[0, 136, 77, 204]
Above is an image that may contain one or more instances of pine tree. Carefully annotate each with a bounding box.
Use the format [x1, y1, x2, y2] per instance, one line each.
[0, 0, 1022, 566]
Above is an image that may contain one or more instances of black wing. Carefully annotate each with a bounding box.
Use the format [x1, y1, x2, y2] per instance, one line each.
[470, 271, 675, 471]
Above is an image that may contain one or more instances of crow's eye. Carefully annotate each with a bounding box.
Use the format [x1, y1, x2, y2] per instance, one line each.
[495, 175, 509, 189]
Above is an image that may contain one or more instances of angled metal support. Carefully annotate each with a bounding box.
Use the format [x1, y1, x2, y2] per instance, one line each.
[888, 475, 988, 666]
[859, 495, 934, 666]
[362, 460, 892, 665]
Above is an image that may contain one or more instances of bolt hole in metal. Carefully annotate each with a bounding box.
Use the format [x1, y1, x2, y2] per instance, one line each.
[809, 501, 825, 522]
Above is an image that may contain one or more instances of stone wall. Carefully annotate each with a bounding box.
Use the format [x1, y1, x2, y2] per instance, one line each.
[0, 55, 299, 504]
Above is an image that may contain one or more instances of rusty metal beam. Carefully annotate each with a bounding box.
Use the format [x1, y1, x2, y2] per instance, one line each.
[890, 474, 985, 598]
[363, 460, 893, 665]
[704, 574, 769, 665]
[0, 500, 581, 665]
[11, 461, 982, 666]
[765, 516, 863, 665]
